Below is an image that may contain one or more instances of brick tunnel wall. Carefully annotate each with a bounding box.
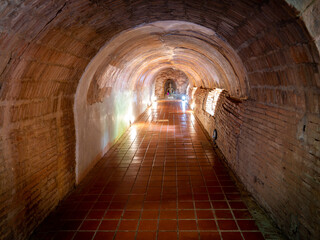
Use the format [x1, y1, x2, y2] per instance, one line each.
[189, 87, 319, 239]
[0, 0, 320, 239]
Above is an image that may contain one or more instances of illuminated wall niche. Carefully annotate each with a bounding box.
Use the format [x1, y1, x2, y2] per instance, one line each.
[205, 88, 223, 116]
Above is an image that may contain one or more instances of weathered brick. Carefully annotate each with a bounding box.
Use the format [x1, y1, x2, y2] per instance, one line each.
[190, 86, 320, 240]
[0, 0, 319, 240]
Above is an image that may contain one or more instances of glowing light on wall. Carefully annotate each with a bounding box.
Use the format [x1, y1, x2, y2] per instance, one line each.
[152, 96, 157, 102]
[182, 95, 186, 101]
[205, 88, 223, 116]
[129, 115, 135, 124]
[126, 105, 135, 124]
[191, 102, 195, 110]
[191, 87, 197, 99]
[190, 114, 195, 123]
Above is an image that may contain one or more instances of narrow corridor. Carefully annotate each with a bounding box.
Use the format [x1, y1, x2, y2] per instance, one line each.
[32, 101, 265, 240]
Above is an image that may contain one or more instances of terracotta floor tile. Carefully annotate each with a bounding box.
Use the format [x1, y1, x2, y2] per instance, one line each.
[73, 232, 95, 240]
[158, 231, 177, 240]
[199, 232, 220, 240]
[196, 210, 214, 219]
[139, 220, 158, 230]
[143, 201, 160, 210]
[178, 201, 194, 209]
[114, 232, 136, 240]
[178, 210, 195, 219]
[198, 220, 217, 230]
[179, 231, 199, 240]
[215, 210, 233, 219]
[161, 201, 177, 209]
[194, 194, 209, 201]
[217, 220, 238, 230]
[212, 201, 229, 209]
[158, 220, 177, 230]
[31, 101, 266, 240]
[195, 201, 211, 209]
[126, 201, 144, 209]
[79, 220, 100, 230]
[220, 232, 243, 240]
[93, 232, 115, 240]
[109, 202, 127, 209]
[179, 220, 198, 230]
[99, 220, 119, 230]
[118, 220, 139, 230]
[104, 210, 123, 219]
[136, 231, 157, 240]
[210, 194, 225, 200]
[141, 210, 159, 219]
[160, 210, 177, 219]
[122, 210, 141, 219]
[98, 195, 113, 201]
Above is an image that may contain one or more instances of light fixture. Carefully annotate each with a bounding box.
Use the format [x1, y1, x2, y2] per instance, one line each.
[182, 95, 186, 101]
[212, 129, 217, 141]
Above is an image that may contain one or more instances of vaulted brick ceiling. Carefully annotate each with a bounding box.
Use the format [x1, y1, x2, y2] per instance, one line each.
[1, 0, 318, 108]
[0, 1, 319, 240]
[85, 20, 248, 104]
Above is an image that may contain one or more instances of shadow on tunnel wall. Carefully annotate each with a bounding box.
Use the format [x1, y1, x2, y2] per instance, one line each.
[0, 0, 319, 239]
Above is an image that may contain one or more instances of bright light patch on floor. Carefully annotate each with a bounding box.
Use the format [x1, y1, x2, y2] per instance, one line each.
[205, 88, 223, 116]
[126, 106, 135, 124]
[129, 125, 137, 140]
[181, 101, 186, 112]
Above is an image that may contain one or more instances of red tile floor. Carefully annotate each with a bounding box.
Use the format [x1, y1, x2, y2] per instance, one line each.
[31, 100, 265, 240]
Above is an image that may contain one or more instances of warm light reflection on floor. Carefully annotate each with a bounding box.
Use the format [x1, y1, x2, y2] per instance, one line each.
[32, 100, 265, 240]
[129, 125, 137, 141]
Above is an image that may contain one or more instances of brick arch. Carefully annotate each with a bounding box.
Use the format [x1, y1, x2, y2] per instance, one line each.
[0, 1, 319, 239]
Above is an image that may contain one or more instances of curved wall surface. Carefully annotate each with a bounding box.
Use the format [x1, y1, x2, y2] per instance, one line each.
[0, 1, 319, 239]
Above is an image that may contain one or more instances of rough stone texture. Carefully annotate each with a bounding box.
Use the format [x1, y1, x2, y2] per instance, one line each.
[154, 68, 189, 98]
[189, 88, 320, 240]
[287, 0, 320, 52]
[0, 0, 319, 239]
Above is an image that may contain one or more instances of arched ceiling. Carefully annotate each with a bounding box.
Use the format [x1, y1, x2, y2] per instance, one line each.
[85, 21, 248, 103]
[1, 1, 320, 240]
[1, 0, 318, 108]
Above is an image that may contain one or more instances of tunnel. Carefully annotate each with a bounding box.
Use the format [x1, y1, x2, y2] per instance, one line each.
[0, 0, 319, 240]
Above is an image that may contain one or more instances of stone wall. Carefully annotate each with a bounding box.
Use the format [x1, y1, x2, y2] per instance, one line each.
[0, 0, 319, 239]
[189, 88, 320, 240]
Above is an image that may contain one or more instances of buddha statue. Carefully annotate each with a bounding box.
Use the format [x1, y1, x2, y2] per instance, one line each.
[166, 82, 174, 97]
